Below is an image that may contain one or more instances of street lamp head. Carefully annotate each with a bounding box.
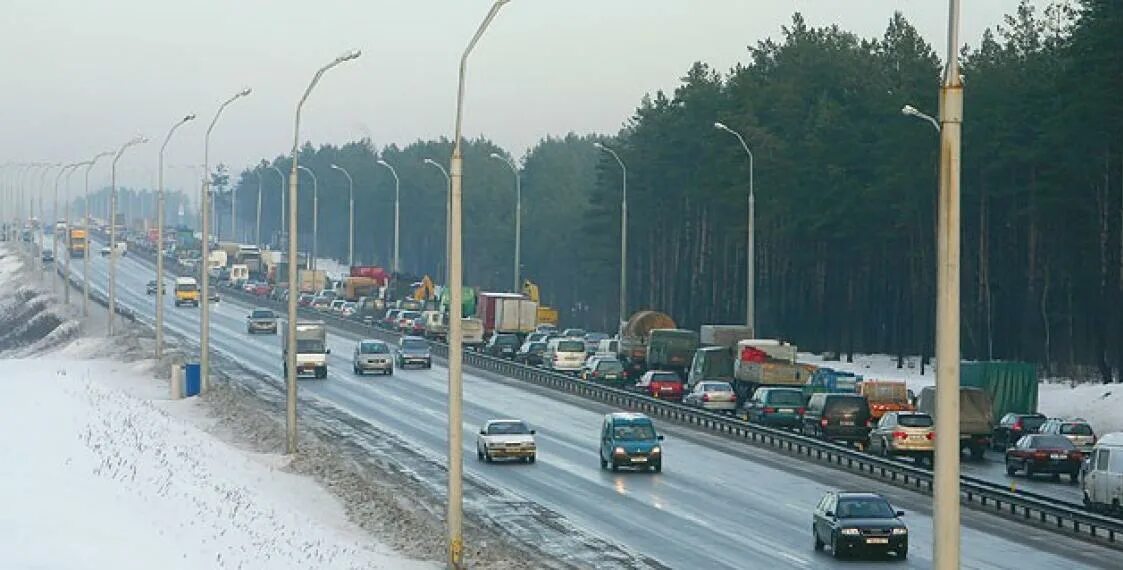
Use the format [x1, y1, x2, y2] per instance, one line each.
[423, 158, 437, 166]
[337, 49, 362, 63]
[593, 142, 604, 150]
[714, 121, 729, 131]
[238, 87, 252, 97]
[330, 164, 342, 170]
[183, 113, 197, 122]
[901, 104, 918, 116]
[377, 159, 389, 167]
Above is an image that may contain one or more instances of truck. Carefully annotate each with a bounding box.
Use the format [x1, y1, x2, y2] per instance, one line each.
[350, 265, 390, 283]
[731, 339, 814, 401]
[803, 367, 862, 399]
[858, 380, 913, 420]
[282, 320, 329, 379]
[342, 276, 380, 301]
[67, 228, 87, 258]
[174, 276, 200, 307]
[618, 311, 676, 374]
[522, 280, 559, 327]
[229, 264, 250, 286]
[439, 286, 477, 318]
[645, 329, 699, 378]
[475, 292, 536, 337]
[686, 325, 756, 390]
[235, 245, 263, 276]
[917, 385, 994, 460]
[959, 361, 1038, 421]
[298, 269, 327, 293]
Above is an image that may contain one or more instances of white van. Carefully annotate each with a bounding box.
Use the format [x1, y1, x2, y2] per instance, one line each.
[462, 317, 484, 350]
[1083, 432, 1123, 516]
[545, 337, 587, 374]
[422, 310, 447, 340]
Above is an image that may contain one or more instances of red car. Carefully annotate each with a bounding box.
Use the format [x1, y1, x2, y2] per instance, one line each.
[252, 282, 271, 296]
[633, 370, 684, 401]
[1005, 434, 1084, 483]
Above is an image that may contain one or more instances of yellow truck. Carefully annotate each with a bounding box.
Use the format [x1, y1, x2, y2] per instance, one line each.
[68, 228, 87, 258]
[174, 276, 200, 307]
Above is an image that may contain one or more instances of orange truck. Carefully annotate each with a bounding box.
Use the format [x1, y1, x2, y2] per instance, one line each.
[860, 380, 914, 420]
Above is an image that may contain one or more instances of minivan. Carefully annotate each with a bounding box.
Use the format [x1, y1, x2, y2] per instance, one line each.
[1083, 432, 1123, 516]
[741, 387, 805, 428]
[545, 338, 587, 374]
[801, 393, 873, 446]
[599, 413, 663, 472]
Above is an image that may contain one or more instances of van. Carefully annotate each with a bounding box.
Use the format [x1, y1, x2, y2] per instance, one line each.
[174, 277, 200, 307]
[545, 337, 586, 374]
[421, 310, 446, 340]
[801, 393, 872, 446]
[1083, 432, 1123, 516]
[461, 317, 485, 349]
[599, 413, 663, 472]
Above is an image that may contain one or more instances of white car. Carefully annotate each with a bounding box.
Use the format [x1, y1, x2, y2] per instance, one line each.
[476, 419, 537, 463]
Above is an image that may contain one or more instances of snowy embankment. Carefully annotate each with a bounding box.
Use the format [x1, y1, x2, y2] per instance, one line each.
[798, 352, 1123, 435]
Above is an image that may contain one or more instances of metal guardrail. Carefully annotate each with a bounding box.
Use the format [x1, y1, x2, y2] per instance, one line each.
[117, 242, 1123, 548]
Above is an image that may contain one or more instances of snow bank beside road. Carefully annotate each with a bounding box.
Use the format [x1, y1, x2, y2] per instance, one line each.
[0, 357, 435, 570]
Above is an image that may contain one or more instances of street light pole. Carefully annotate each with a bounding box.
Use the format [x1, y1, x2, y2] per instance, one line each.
[489, 153, 521, 292]
[268, 165, 286, 247]
[286, 49, 362, 455]
[330, 164, 355, 267]
[53, 163, 82, 295]
[423, 158, 450, 282]
[713, 122, 756, 335]
[255, 169, 263, 246]
[934, 1, 963, 568]
[60, 163, 86, 303]
[297, 166, 319, 270]
[157, 114, 196, 359]
[593, 142, 628, 329]
[377, 159, 400, 274]
[83, 152, 113, 317]
[447, 2, 511, 566]
[36, 164, 60, 280]
[109, 136, 149, 335]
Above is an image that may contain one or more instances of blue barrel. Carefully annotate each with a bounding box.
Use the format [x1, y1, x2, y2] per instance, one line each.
[184, 363, 201, 397]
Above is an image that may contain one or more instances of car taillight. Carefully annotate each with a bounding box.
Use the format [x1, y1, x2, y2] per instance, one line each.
[892, 431, 908, 440]
[796, 407, 805, 415]
[1070, 451, 1083, 460]
[591, 371, 600, 378]
[1033, 450, 1048, 459]
[763, 406, 775, 413]
[1013, 421, 1023, 431]
[866, 419, 873, 427]
[820, 418, 829, 427]
[702, 393, 710, 402]
[926, 432, 935, 441]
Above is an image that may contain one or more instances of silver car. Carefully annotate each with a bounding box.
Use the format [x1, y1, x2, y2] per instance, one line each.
[353, 339, 394, 376]
[683, 381, 738, 412]
[476, 419, 537, 463]
[1039, 418, 1097, 453]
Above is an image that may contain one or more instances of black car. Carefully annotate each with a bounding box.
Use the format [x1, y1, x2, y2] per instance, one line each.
[397, 336, 432, 369]
[812, 492, 908, 560]
[514, 341, 547, 366]
[485, 333, 521, 359]
[41, 250, 55, 264]
[801, 393, 873, 446]
[992, 413, 1048, 451]
[145, 280, 164, 295]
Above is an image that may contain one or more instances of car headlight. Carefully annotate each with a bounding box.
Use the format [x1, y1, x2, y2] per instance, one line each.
[891, 528, 908, 535]
[840, 528, 861, 536]
[613, 446, 626, 455]
[650, 446, 661, 455]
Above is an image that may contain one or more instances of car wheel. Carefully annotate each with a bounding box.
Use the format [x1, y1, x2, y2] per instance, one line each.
[353, 365, 360, 375]
[610, 461, 619, 472]
[476, 448, 484, 462]
[896, 546, 908, 560]
[528, 454, 536, 464]
[599, 454, 607, 470]
[483, 450, 492, 463]
[1069, 471, 1080, 484]
[813, 529, 824, 551]
[830, 533, 843, 559]
[1006, 461, 1017, 476]
[652, 461, 662, 473]
[880, 439, 890, 458]
[1024, 462, 1034, 478]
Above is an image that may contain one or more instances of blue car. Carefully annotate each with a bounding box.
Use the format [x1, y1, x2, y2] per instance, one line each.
[599, 413, 664, 472]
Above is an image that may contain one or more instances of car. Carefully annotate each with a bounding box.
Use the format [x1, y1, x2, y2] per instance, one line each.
[1006, 434, 1084, 483]
[245, 308, 278, 334]
[396, 310, 422, 333]
[525, 332, 549, 344]
[397, 336, 432, 369]
[381, 309, 401, 329]
[993, 413, 1048, 451]
[514, 341, 547, 366]
[99, 246, 112, 257]
[868, 411, 935, 466]
[340, 301, 357, 318]
[328, 299, 346, 314]
[1082, 432, 1123, 515]
[353, 339, 393, 376]
[580, 356, 626, 384]
[812, 492, 908, 560]
[476, 419, 537, 463]
[41, 250, 54, 264]
[801, 393, 873, 447]
[599, 412, 663, 472]
[633, 370, 684, 401]
[583, 332, 609, 354]
[561, 328, 586, 339]
[145, 279, 164, 295]
[298, 293, 315, 307]
[485, 333, 521, 359]
[207, 290, 220, 303]
[534, 323, 558, 335]
[543, 337, 587, 374]
[311, 295, 331, 310]
[251, 282, 271, 296]
[741, 387, 805, 428]
[683, 380, 737, 412]
[1039, 418, 1097, 453]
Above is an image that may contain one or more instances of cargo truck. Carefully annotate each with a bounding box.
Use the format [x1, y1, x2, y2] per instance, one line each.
[858, 380, 913, 420]
[67, 228, 87, 258]
[687, 325, 755, 390]
[960, 361, 1038, 421]
[342, 276, 379, 301]
[282, 320, 329, 379]
[617, 311, 676, 375]
[298, 269, 327, 293]
[731, 339, 814, 401]
[646, 329, 699, 378]
[476, 292, 536, 338]
[916, 385, 994, 460]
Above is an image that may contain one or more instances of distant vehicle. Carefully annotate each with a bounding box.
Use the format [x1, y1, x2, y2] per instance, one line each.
[595, 337, 619, 357]
[298, 293, 315, 307]
[1006, 434, 1084, 483]
[246, 308, 278, 335]
[381, 309, 402, 329]
[145, 279, 164, 295]
[282, 320, 329, 379]
[683, 380, 737, 412]
[99, 246, 112, 257]
[352, 339, 393, 376]
[208, 289, 220, 303]
[633, 370, 684, 401]
[801, 393, 873, 447]
[858, 380, 913, 420]
[583, 332, 609, 354]
[396, 310, 422, 333]
[485, 333, 520, 359]
[329, 299, 346, 314]
[993, 413, 1048, 451]
[525, 332, 549, 344]
[740, 387, 805, 427]
[40, 250, 54, 264]
[461, 317, 485, 350]
[868, 411, 935, 465]
[476, 419, 537, 463]
[917, 386, 994, 460]
[561, 328, 586, 338]
[421, 310, 446, 341]
[1039, 418, 1097, 453]
[599, 413, 663, 472]
[581, 356, 625, 384]
[340, 301, 357, 318]
[397, 336, 432, 369]
[544, 338, 587, 374]
[812, 492, 908, 560]
[534, 323, 557, 335]
[173, 277, 200, 307]
[311, 295, 331, 310]
[514, 341, 547, 366]
[1082, 432, 1123, 515]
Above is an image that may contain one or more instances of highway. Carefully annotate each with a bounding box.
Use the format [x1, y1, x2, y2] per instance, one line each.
[56, 240, 1117, 569]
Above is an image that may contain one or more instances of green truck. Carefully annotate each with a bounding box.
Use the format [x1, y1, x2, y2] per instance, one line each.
[960, 361, 1038, 420]
[646, 328, 700, 377]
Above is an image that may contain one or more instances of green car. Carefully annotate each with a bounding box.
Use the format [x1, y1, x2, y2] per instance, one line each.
[741, 387, 805, 428]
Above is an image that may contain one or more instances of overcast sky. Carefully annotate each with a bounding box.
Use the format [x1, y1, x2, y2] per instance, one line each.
[2, 0, 1042, 191]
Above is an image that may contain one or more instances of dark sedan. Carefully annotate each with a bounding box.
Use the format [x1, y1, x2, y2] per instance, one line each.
[397, 336, 432, 369]
[813, 492, 908, 560]
[1005, 434, 1084, 483]
[514, 341, 547, 366]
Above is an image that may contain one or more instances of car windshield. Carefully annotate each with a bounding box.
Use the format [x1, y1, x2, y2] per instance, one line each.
[359, 342, 388, 354]
[1032, 435, 1076, 449]
[495, 335, 519, 346]
[528, 342, 546, 351]
[296, 339, 326, 353]
[1061, 423, 1093, 436]
[175, 283, 197, 292]
[835, 497, 896, 519]
[585, 333, 608, 342]
[701, 382, 733, 392]
[563, 329, 585, 337]
[766, 390, 804, 406]
[656, 331, 698, 350]
[650, 372, 680, 383]
[613, 423, 656, 441]
[400, 311, 421, 319]
[487, 421, 531, 435]
[1023, 416, 1047, 430]
[557, 340, 584, 352]
[402, 339, 428, 351]
[251, 310, 273, 318]
[898, 414, 934, 428]
[596, 360, 624, 373]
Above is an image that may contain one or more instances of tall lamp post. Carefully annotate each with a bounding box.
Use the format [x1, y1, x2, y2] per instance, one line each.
[36, 163, 60, 279]
[52, 163, 83, 294]
[329, 163, 355, 266]
[201, 87, 252, 393]
[82, 152, 113, 317]
[109, 136, 149, 335]
[593, 142, 628, 329]
[933, 1, 964, 567]
[62, 163, 86, 304]
[268, 164, 286, 247]
[157, 114, 196, 359]
[285, 49, 362, 455]
[376, 159, 400, 274]
[713, 122, 756, 334]
[297, 165, 319, 270]
[423, 158, 450, 282]
[489, 152, 521, 292]
[255, 169, 263, 246]
[447, 2, 511, 566]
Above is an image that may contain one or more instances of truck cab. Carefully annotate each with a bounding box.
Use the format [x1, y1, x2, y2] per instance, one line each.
[282, 320, 330, 379]
[173, 277, 200, 307]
